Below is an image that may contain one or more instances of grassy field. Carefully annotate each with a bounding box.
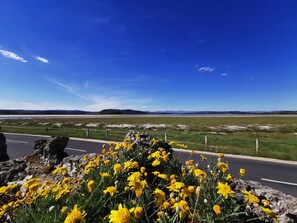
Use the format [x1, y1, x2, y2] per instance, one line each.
[1, 115, 297, 161]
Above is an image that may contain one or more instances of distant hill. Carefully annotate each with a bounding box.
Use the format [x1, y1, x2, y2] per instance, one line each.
[0, 109, 90, 115]
[98, 109, 150, 115]
[0, 109, 297, 115]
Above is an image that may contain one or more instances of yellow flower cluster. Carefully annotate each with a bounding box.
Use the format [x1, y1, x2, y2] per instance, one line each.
[147, 147, 170, 166]
[0, 132, 279, 223]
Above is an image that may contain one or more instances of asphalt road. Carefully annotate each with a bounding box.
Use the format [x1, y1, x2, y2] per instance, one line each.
[3, 133, 297, 197]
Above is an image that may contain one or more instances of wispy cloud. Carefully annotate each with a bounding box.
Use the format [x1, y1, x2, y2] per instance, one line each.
[47, 79, 88, 100]
[198, 66, 216, 73]
[0, 49, 27, 62]
[0, 100, 77, 110]
[221, 73, 229, 76]
[35, 56, 49, 63]
[46, 78, 152, 111]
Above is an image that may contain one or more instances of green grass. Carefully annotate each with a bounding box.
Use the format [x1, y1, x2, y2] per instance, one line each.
[1, 115, 297, 161]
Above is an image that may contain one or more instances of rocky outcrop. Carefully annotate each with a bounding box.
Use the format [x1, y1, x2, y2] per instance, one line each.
[0, 136, 69, 187]
[0, 133, 9, 162]
[34, 136, 69, 165]
[235, 180, 297, 223]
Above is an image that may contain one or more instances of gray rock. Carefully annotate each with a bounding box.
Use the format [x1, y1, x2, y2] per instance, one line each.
[0, 133, 9, 162]
[0, 136, 70, 186]
[235, 180, 297, 223]
[0, 159, 26, 186]
[34, 136, 69, 165]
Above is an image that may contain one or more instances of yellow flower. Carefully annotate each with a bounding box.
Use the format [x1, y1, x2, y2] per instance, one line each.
[168, 141, 176, 146]
[226, 174, 235, 182]
[134, 207, 143, 219]
[167, 181, 185, 192]
[177, 143, 188, 149]
[29, 182, 42, 191]
[127, 172, 141, 182]
[109, 204, 131, 223]
[52, 167, 68, 175]
[217, 162, 228, 173]
[240, 168, 246, 176]
[113, 163, 123, 175]
[213, 204, 221, 215]
[100, 172, 110, 178]
[104, 186, 118, 197]
[193, 168, 207, 180]
[217, 182, 235, 199]
[62, 177, 71, 187]
[37, 187, 51, 198]
[135, 133, 141, 139]
[55, 187, 71, 201]
[152, 159, 161, 166]
[157, 173, 169, 181]
[124, 161, 133, 169]
[185, 160, 194, 166]
[262, 207, 279, 223]
[0, 184, 17, 195]
[140, 167, 146, 173]
[154, 188, 166, 207]
[22, 178, 41, 189]
[261, 199, 270, 207]
[162, 201, 171, 210]
[242, 190, 259, 205]
[180, 188, 190, 199]
[148, 149, 170, 166]
[104, 159, 111, 166]
[83, 154, 88, 161]
[188, 186, 195, 193]
[217, 153, 224, 159]
[172, 200, 189, 218]
[129, 180, 147, 197]
[115, 143, 124, 150]
[87, 180, 95, 192]
[64, 204, 86, 223]
[152, 171, 160, 176]
[123, 160, 139, 169]
[61, 206, 68, 214]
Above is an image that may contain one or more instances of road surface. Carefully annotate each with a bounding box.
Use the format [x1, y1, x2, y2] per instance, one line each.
[4, 133, 297, 197]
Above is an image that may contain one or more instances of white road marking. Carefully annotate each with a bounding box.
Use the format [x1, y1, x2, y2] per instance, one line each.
[65, 147, 87, 153]
[261, 178, 297, 186]
[6, 139, 29, 144]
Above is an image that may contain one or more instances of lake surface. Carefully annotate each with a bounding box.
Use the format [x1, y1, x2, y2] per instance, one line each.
[0, 114, 293, 119]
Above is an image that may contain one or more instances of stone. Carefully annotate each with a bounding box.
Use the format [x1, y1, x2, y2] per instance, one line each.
[0, 133, 9, 162]
[43, 164, 55, 174]
[34, 136, 69, 165]
[234, 180, 297, 223]
[0, 136, 70, 186]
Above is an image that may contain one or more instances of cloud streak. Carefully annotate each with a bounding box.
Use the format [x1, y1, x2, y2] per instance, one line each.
[46, 78, 152, 111]
[0, 100, 77, 110]
[0, 49, 27, 62]
[35, 56, 49, 63]
[47, 79, 89, 100]
[198, 66, 216, 73]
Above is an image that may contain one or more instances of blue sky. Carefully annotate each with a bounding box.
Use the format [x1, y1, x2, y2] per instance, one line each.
[1, 0, 297, 111]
